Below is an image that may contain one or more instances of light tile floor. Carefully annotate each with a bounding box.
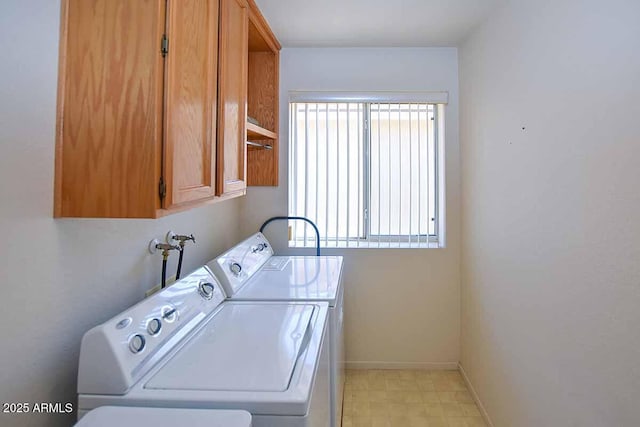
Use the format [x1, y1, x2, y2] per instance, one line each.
[342, 369, 486, 427]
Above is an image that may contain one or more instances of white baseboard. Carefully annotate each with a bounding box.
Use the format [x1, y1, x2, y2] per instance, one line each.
[458, 363, 494, 427]
[346, 361, 459, 370]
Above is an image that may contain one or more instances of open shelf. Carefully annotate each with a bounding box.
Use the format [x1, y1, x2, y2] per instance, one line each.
[245, 0, 280, 186]
[247, 122, 277, 140]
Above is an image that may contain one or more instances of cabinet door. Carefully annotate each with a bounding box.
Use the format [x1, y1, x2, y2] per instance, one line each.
[55, 0, 165, 218]
[163, 0, 219, 208]
[217, 0, 249, 196]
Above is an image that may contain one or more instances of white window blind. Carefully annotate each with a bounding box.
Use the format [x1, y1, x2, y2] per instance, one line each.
[289, 100, 443, 248]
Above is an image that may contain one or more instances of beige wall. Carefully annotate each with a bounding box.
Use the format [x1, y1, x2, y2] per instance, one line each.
[241, 47, 461, 367]
[0, 2, 243, 426]
[459, 0, 640, 425]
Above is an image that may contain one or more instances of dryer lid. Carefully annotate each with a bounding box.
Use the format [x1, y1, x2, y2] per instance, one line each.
[145, 303, 315, 392]
[235, 256, 343, 305]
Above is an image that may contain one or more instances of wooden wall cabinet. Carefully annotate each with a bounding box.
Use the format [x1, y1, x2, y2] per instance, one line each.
[55, 0, 280, 218]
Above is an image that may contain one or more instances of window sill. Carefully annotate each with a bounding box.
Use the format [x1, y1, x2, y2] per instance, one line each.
[288, 240, 441, 249]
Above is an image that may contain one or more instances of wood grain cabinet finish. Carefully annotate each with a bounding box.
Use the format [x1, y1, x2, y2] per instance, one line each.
[216, 0, 249, 196]
[55, 0, 279, 218]
[55, 0, 166, 218]
[164, 0, 219, 208]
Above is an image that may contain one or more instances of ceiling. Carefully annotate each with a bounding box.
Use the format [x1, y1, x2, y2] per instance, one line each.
[254, 0, 505, 47]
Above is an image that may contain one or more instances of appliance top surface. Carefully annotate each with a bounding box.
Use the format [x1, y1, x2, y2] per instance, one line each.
[76, 406, 252, 427]
[233, 256, 344, 304]
[145, 302, 316, 392]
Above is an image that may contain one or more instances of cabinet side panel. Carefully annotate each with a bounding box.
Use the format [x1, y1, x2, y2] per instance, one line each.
[217, 0, 248, 195]
[247, 51, 278, 186]
[57, 0, 163, 218]
[164, 0, 219, 207]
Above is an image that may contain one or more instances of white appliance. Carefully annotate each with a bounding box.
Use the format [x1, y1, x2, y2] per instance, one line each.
[77, 267, 330, 427]
[206, 233, 345, 427]
[75, 407, 252, 427]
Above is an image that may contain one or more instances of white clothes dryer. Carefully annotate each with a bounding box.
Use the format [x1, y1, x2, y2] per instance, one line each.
[206, 233, 345, 427]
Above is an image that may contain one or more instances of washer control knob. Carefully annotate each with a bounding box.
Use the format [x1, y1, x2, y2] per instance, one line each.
[128, 334, 146, 354]
[147, 318, 162, 336]
[198, 282, 216, 300]
[161, 306, 177, 323]
[230, 262, 242, 276]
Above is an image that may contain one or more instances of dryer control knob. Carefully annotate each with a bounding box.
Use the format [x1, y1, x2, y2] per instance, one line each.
[230, 262, 242, 276]
[198, 282, 215, 300]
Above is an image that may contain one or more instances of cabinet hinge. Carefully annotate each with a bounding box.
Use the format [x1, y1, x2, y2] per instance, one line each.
[158, 177, 167, 200]
[161, 34, 169, 57]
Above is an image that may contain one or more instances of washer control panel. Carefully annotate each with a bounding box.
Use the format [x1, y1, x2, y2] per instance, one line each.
[78, 267, 226, 395]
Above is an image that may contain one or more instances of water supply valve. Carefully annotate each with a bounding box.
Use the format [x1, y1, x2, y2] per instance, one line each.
[166, 231, 196, 246]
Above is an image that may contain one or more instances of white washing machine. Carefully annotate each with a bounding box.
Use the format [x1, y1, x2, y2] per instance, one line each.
[77, 267, 330, 427]
[206, 233, 345, 427]
[75, 407, 252, 427]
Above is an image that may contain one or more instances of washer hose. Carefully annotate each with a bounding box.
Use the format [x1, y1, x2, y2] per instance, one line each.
[161, 256, 168, 289]
[154, 243, 180, 289]
[175, 247, 185, 280]
[169, 234, 195, 280]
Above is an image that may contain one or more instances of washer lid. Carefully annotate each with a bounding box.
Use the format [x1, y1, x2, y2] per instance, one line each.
[145, 303, 315, 392]
[235, 256, 343, 305]
[76, 407, 251, 427]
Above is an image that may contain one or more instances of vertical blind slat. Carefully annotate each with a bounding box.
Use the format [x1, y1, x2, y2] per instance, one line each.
[426, 108, 433, 239]
[325, 104, 329, 248]
[357, 104, 361, 247]
[304, 104, 309, 245]
[293, 104, 298, 247]
[346, 104, 351, 247]
[417, 104, 422, 245]
[409, 103, 413, 247]
[315, 104, 319, 244]
[398, 104, 402, 246]
[388, 104, 392, 247]
[376, 104, 381, 248]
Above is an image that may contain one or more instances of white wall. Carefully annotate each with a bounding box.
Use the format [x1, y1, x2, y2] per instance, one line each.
[241, 48, 461, 367]
[459, 0, 640, 425]
[0, 2, 243, 426]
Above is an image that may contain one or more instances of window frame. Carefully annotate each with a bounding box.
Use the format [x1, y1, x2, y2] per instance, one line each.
[288, 91, 448, 249]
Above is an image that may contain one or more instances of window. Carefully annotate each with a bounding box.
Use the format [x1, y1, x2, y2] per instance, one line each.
[288, 94, 445, 248]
